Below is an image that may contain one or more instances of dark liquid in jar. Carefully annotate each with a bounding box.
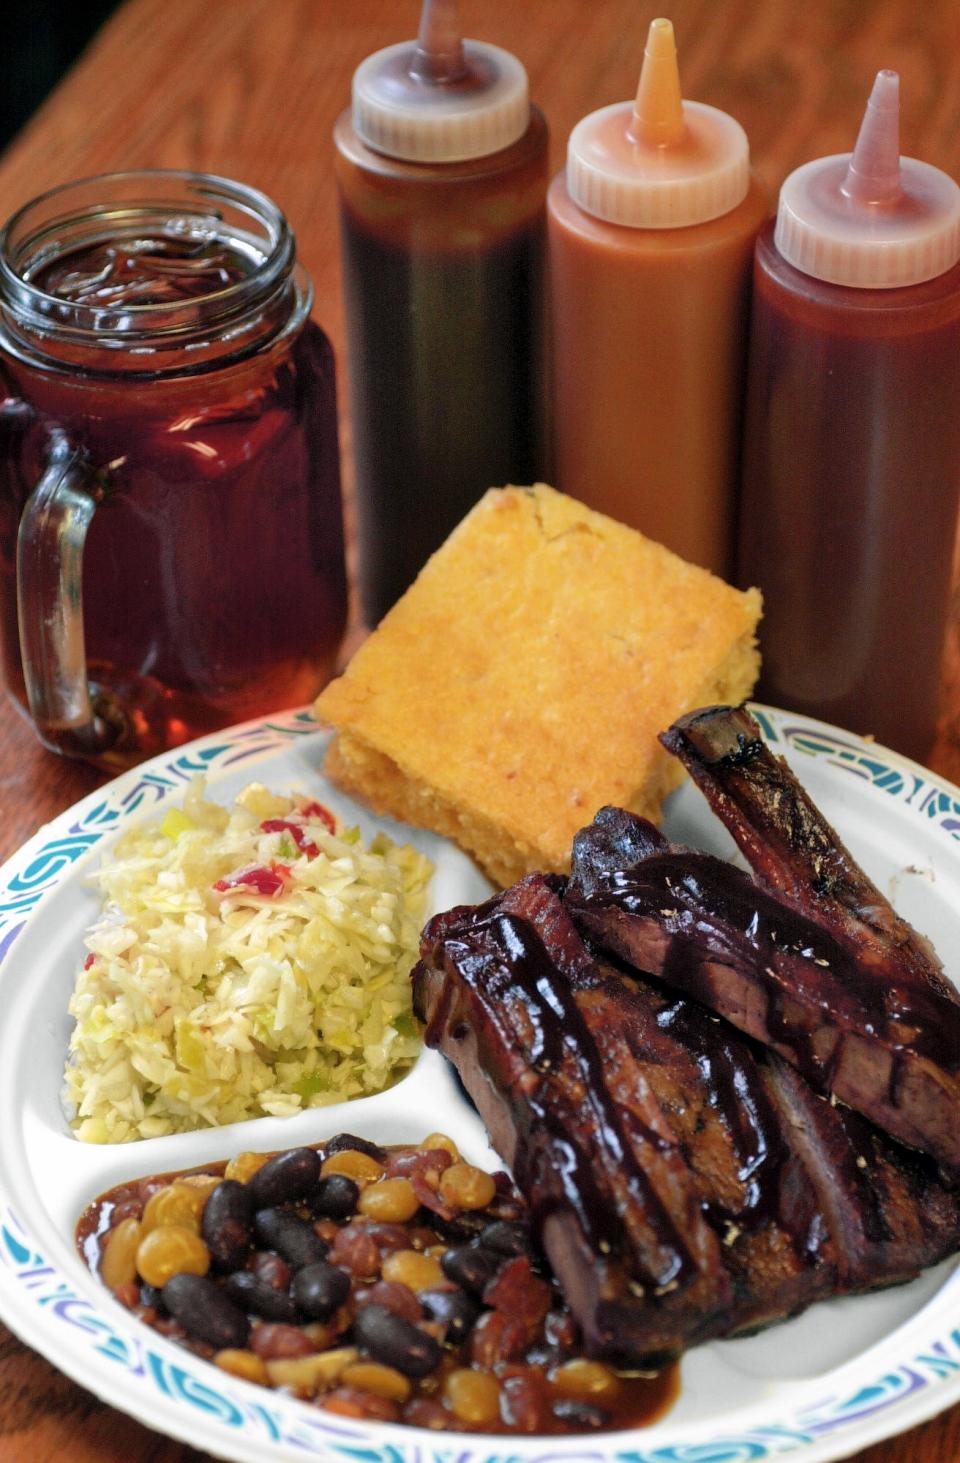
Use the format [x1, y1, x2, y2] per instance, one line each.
[0, 232, 346, 765]
[77, 1137, 679, 1435]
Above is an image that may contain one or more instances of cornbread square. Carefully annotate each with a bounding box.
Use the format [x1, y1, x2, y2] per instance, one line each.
[316, 485, 761, 887]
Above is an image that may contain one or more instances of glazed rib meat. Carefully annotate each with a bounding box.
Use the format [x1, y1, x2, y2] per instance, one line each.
[415, 876, 732, 1365]
[413, 874, 960, 1366]
[567, 704, 960, 1173]
[661, 705, 949, 989]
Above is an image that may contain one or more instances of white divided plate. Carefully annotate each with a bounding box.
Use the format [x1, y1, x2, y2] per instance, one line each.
[0, 703, 958, 1463]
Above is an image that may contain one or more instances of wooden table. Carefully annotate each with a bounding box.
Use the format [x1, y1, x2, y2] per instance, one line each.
[1, 0, 960, 1457]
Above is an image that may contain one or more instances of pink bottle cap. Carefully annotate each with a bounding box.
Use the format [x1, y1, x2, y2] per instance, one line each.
[776, 70, 960, 288]
[566, 18, 751, 229]
[351, 0, 529, 163]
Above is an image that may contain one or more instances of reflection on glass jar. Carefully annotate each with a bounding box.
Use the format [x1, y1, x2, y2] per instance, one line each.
[0, 170, 346, 770]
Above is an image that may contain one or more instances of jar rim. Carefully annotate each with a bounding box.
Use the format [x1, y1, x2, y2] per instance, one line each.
[0, 168, 297, 346]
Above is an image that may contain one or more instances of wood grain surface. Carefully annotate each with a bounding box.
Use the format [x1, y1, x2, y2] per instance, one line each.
[1, 0, 960, 1458]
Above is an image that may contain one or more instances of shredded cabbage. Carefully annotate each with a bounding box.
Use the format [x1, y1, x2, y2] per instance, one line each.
[64, 779, 432, 1142]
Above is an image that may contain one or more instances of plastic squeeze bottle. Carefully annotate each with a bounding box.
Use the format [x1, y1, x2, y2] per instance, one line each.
[334, 0, 548, 625]
[739, 71, 960, 761]
[548, 18, 767, 576]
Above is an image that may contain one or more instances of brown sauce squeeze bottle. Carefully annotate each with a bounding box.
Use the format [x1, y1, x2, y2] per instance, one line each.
[738, 71, 960, 761]
[548, 19, 767, 576]
[334, 0, 548, 625]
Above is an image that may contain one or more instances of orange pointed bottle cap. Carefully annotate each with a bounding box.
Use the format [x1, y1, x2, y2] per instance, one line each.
[352, 0, 529, 163]
[566, 17, 750, 229]
[629, 17, 685, 149]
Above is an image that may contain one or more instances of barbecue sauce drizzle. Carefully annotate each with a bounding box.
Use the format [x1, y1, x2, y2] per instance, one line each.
[653, 990, 888, 1253]
[654, 994, 791, 1235]
[588, 848, 956, 1072]
[428, 908, 698, 1293]
[570, 872, 892, 1251]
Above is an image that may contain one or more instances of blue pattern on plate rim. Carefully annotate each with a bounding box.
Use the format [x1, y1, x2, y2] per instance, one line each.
[1, 703, 959, 1461]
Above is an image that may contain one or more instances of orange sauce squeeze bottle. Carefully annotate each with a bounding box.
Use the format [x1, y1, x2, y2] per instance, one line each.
[334, 0, 549, 626]
[547, 18, 768, 576]
[738, 71, 960, 761]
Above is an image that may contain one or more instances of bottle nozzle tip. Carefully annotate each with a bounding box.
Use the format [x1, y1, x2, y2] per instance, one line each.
[842, 68, 902, 205]
[630, 16, 685, 148]
[411, 0, 466, 84]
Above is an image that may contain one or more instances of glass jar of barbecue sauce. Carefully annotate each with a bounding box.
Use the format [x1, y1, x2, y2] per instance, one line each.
[0, 171, 346, 769]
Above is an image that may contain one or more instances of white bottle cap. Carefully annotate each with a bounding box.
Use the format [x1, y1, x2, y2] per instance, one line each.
[566, 18, 751, 229]
[775, 70, 960, 288]
[351, 0, 529, 164]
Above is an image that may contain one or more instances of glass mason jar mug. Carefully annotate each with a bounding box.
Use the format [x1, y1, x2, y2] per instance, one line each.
[0, 170, 347, 769]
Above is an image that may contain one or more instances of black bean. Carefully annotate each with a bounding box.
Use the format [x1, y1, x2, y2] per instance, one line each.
[162, 1274, 249, 1350]
[308, 1173, 359, 1221]
[551, 1399, 609, 1431]
[202, 1180, 253, 1271]
[253, 1208, 329, 1269]
[427, 1210, 487, 1244]
[418, 1287, 479, 1344]
[478, 1220, 532, 1258]
[291, 1261, 351, 1320]
[224, 1271, 298, 1323]
[139, 1283, 165, 1311]
[246, 1148, 321, 1209]
[353, 1304, 442, 1378]
[441, 1244, 502, 1296]
[325, 1133, 388, 1164]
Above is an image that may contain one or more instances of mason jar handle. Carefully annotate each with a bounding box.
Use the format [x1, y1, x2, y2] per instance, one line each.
[16, 428, 118, 757]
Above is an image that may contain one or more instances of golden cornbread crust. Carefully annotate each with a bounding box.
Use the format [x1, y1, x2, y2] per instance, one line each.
[316, 485, 762, 887]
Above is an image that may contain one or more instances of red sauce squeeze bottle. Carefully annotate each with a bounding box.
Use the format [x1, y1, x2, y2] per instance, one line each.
[334, 0, 548, 625]
[548, 18, 767, 576]
[739, 71, 960, 761]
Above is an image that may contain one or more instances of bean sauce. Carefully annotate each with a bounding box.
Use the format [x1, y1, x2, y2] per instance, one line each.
[77, 1136, 678, 1434]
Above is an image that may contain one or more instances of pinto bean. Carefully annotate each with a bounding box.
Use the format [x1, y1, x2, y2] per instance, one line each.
[249, 1250, 292, 1290]
[250, 1322, 317, 1359]
[355, 1280, 422, 1325]
[328, 1224, 380, 1278]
